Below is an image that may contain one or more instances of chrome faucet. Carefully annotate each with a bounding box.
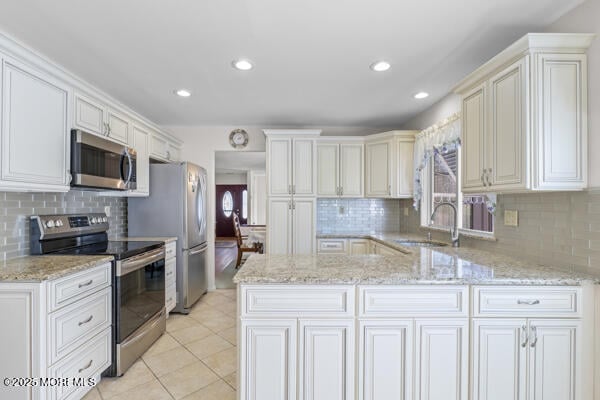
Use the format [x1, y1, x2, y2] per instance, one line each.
[430, 202, 460, 247]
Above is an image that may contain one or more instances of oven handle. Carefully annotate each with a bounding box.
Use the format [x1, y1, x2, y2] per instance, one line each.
[117, 247, 165, 277]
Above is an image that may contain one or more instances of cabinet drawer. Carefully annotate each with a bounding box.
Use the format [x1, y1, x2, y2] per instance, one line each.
[317, 239, 347, 254]
[48, 287, 111, 365]
[166, 282, 176, 312]
[473, 286, 581, 317]
[241, 285, 354, 317]
[165, 259, 176, 286]
[48, 263, 111, 312]
[165, 242, 177, 260]
[359, 286, 468, 317]
[48, 328, 111, 400]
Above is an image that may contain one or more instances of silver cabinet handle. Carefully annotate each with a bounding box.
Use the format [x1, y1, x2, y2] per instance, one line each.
[78, 315, 94, 326]
[292, 184, 296, 195]
[78, 280, 93, 288]
[78, 360, 93, 373]
[517, 299, 540, 305]
[530, 326, 538, 347]
[288, 185, 292, 194]
[520, 325, 528, 347]
[481, 170, 486, 186]
[340, 186, 343, 196]
[292, 201, 296, 210]
[486, 168, 492, 187]
[288, 201, 291, 210]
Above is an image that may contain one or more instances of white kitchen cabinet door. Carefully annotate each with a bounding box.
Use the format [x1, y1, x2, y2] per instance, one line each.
[1, 57, 69, 190]
[471, 319, 527, 400]
[489, 57, 528, 191]
[74, 92, 105, 136]
[395, 140, 413, 198]
[348, 239, 369, 255]
[536, 53, 587, 189]
[299, 319, 354, 400]
[106, 108, 130, 145]
[293, 139, 315, 196]
[365, 141, 391, 197]
[240, 319, 297, 400]
[268, 138, 292, 196]
[292, 198, 315, 254]
[359, 320, 413, 400]
[415, 319, 468, 400]
[317, 143, 339, 197]
[267, 198, 292, 254]
[461, 83, 487, 192]
[528, 319, 580, 400]
[131, 124, 150, 194]
[340, 143, 363, 197]
[150, 132, 169, 160]
[168, 143, 181, 162]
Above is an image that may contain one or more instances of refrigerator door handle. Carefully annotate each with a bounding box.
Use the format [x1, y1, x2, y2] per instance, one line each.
[188, 243, 208, 255]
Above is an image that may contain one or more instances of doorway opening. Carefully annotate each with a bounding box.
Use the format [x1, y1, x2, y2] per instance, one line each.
[214, 151, 266, 288]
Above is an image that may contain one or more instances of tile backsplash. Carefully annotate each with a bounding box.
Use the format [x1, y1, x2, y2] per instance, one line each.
[317, 198, 401, 234]
[400, 191, 600, 275]
[0, 191, 127, 261]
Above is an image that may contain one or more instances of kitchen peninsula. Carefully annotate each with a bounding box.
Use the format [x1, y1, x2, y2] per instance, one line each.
[234, 240, 600, 400]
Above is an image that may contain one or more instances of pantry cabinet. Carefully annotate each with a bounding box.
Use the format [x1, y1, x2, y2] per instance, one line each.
[317, 141, 363, 197]
[268, 198, 315, 255]
[1, 55, 70, 192]
[365, 131, 416, 198]
[455, 33, 593, 193]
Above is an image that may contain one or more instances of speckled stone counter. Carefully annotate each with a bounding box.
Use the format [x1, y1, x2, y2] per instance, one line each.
[0, 255, 114, 282]
[234, 233, 600, 285]
[114, 236, 177, 243]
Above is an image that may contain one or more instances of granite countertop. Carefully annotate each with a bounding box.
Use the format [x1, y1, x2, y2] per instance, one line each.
[114, 236, 177, 243]
[234, 233, 600, 286]
[0, 255, 114, 282]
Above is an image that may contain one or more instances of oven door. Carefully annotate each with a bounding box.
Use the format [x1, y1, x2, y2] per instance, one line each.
[71, 129, 137, 190]
[115, 247, 165, 343]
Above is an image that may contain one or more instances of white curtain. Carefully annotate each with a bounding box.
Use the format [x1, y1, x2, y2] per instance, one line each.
[413, 112, 461, 209]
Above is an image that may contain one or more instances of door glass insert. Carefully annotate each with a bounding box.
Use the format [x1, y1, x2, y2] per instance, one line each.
[222, 191, 233, 217]
[242, 190, 248, 219]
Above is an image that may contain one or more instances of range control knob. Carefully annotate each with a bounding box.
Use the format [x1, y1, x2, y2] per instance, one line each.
[90, 217, 97, 224]
[45, 220, 55, 228]
[55, 220, 63, 227]
[102, 217, 108, 223]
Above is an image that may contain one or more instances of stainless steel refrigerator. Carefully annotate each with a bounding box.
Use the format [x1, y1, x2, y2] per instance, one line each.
[128, 162, 208, 313]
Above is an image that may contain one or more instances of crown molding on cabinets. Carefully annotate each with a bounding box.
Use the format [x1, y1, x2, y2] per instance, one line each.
[263, 129, 322, 137]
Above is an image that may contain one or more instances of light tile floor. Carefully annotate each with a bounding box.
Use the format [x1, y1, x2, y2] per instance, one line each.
[83, 289, 238, 400]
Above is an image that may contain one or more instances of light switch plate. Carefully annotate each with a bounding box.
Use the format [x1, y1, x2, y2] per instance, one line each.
[504, 210, 518, 227]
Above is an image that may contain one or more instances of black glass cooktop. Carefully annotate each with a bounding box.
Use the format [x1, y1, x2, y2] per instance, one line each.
[54, 240, 163, 260]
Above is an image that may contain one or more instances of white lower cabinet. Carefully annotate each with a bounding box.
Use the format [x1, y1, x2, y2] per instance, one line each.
[299, 320, 354, 400]
[240, 319, 297, 400]
[348, 239, 370, 255]
[359, 320, 413, 400]
[239, 285, 594, 400]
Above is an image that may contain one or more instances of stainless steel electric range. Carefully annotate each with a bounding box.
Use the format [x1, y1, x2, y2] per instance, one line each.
[30, 213, 166, 377]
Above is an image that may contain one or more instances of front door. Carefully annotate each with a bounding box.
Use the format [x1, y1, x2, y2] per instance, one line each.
[215, 184, 248, 237]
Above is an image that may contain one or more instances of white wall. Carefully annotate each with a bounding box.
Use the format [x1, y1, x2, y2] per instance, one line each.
[165, 126, 267, 290]
[545, 0, 600, 187]
[215, 173, 247, 185]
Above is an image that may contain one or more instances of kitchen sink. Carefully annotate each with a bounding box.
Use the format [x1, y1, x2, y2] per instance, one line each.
[392, 239, 448, 248]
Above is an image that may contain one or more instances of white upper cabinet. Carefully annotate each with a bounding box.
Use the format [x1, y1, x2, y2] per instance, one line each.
[455, 33, 593, 193]
[265, 130, 320, 197]
[105, 107, 130, 144]
[130, 124, 150, 195]
[365, 131, 416, 198]
[1, 55, 70, 192]
[317, 140, 363, 197]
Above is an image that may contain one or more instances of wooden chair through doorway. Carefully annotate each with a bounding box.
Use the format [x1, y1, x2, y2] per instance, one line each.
[233, 213, 262, 268]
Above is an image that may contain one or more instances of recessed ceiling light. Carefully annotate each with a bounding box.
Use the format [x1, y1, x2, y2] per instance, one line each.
[232, 59, 253, 71]
[370, 61, 391, 72]
[175, 89, 191, 97]
[414, 92, 429, 99]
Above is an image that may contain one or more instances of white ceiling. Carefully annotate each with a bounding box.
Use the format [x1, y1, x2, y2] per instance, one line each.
[0, 0, 582, 129]
[215, 151, 265, 173]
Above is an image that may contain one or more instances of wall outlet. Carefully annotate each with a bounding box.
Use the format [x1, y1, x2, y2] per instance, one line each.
[403, 207, 409, 216]
[504, 210, 518, 227]
[104, 206, 111, 217]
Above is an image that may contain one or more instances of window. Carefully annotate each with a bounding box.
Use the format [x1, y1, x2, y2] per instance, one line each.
[222, 191, 233, 218]
[242, 190, 248, 220]
[422, 147, 494, 235]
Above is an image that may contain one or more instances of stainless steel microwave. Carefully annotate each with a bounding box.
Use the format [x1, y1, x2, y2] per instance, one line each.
[70, 129, 137, 190]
